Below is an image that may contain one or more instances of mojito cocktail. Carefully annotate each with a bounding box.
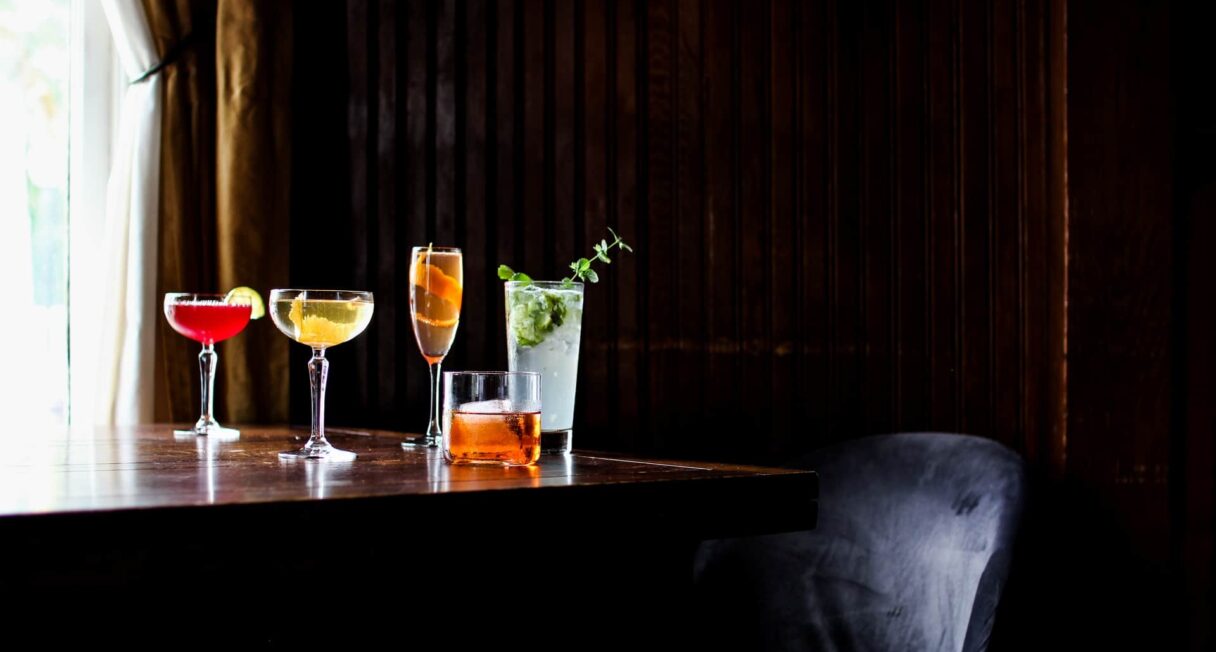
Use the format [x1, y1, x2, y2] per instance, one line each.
[505, 280, 583, 454]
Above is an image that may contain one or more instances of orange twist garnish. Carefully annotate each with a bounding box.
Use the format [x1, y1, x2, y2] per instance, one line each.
[410, 261, 463, 312]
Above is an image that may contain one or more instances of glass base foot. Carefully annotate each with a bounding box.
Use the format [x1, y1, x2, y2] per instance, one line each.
[446, 457, 534, 467]
[541, 429, 572, 455]
[279, 444, 357, 462]
[174, 423, 240, 440]
[400, 434, 439, 449]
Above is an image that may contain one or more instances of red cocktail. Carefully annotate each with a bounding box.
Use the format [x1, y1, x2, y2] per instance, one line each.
[165, 301, 251, 345]
[164, 292, 257, 438]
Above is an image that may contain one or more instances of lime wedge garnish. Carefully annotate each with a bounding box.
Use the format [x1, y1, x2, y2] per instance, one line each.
[225, 286, 265, 319]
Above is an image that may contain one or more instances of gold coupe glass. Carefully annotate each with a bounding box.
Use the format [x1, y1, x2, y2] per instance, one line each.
[269, 289, 374, 461]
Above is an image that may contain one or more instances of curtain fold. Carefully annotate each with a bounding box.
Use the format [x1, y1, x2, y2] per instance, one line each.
[214, 0, 292, 423]
[97, 0, 162, 425]
[147, 0, 290, 425]
[146, 0, 215, 424]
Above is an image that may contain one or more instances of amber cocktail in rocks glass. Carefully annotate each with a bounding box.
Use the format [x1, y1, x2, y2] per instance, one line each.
[443, 371, 541, 466]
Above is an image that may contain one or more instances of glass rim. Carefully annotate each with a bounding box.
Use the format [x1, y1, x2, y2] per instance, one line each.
[410, 245, 462, 253]
[504, 280, 584, 289]
[444, 370, 541, 379]
[269, 289, 374, 301]
[164, 292, 244, 302]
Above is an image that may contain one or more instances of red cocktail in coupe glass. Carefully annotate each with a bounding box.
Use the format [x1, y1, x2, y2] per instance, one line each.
[164, 292, 253, 437]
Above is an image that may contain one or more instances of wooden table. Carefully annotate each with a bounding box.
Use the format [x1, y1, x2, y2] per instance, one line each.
[1, 425, 816, 643]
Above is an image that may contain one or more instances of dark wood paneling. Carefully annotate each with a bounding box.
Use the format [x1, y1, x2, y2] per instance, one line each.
[769, 0, 796, 453]
[294, 0, 1066, 467]
[1176, 2, 1216, 646]
[672, 0, 706, 450]
[1067, 0, 1173, 561]
[701, 0, 739, 455]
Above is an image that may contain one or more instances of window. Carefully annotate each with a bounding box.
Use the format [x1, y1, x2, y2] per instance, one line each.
[68, 0, 122, 426]
[0, 0, 69, 427]
[0, 0, 122, 428]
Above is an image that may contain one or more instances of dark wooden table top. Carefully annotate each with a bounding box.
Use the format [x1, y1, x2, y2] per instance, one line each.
[2, 425, 817, 644]
[0, 424, 816, 539]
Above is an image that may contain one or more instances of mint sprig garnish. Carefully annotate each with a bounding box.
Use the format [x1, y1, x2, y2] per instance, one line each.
[563, 227, 632, 287]
[497, 227, 632, 288]
[499, 228, 630, 348]
[497, 264, 532, 284]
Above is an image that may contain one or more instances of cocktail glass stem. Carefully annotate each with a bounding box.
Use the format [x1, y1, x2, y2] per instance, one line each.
[176, 342, 237, 438]
[279, 347, 355, 460]
[306, 348, 331, 452]
[425, 361, 442, 447]
[274, 347, 355, 460]
[196, 343, 217, 429]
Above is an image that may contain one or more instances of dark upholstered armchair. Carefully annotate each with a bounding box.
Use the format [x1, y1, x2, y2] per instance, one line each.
[693, 433, 1026, 652]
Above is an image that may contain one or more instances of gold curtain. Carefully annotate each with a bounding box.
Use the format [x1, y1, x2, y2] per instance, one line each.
[146, 0, 291, 424]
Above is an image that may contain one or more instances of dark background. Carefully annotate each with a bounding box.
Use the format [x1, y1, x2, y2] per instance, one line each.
[285, 0, 1212, 648]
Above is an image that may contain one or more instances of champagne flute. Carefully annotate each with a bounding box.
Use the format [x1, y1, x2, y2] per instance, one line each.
[403, 246, 463, 448]
[269, 289, 374, 461]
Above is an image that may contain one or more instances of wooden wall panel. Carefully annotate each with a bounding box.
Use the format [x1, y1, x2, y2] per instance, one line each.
[292, 0, 1066, 466]
[1175, 2, 1216, 646]
[1067, 0, 1173, 560]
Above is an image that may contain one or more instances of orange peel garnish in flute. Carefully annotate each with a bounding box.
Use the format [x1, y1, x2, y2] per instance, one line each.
[410, 251, 463, 327]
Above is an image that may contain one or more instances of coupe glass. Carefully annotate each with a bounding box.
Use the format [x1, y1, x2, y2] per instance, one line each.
[404, 246, 463, 448]
[269, 289, 374, 461]
[163, 292, 252, 437]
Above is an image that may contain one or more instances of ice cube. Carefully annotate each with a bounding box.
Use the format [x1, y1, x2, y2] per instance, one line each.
[458, 399, 512, 414]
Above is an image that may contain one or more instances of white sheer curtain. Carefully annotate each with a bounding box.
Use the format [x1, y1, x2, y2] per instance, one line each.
[92, 0, 162, 425]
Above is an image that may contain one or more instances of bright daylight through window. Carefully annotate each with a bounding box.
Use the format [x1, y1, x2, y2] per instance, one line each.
[0, 0, 120, 429]
[0, 0, 69, 427]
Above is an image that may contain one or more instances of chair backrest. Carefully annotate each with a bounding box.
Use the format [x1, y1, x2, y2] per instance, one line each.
[693, 433, 1025, 652]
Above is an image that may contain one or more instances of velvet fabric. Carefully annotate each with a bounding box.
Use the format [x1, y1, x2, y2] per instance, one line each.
[145, 0, 291, 424]
[694, 433, 1025, 652]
